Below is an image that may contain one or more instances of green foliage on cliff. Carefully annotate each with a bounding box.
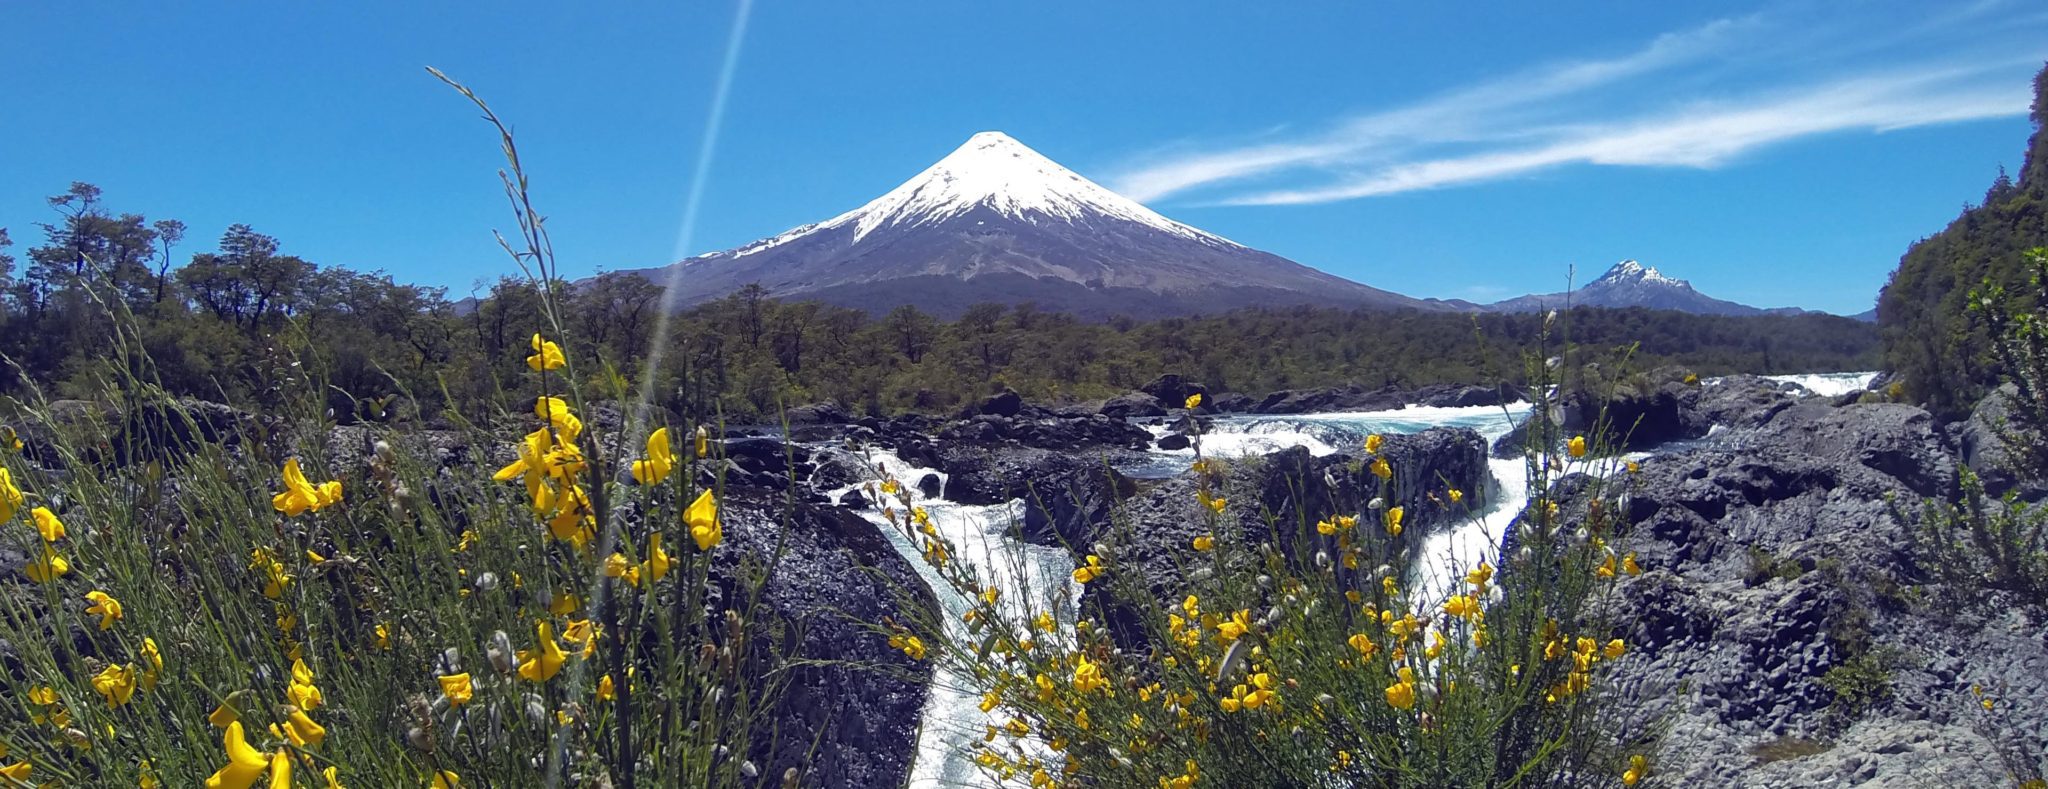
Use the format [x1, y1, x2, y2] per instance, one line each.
[1880, 64, 2048, 419]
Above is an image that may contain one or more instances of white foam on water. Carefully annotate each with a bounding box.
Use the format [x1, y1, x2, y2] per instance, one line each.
[1759, 371, 1880, 398]
[859, 399, 1546, 786]
[828, 450, 1067, 789]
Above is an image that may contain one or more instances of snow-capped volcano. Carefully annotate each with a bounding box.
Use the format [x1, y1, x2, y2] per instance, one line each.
[625, 131, 1434, 318]
[1487, 260, 1802, 316]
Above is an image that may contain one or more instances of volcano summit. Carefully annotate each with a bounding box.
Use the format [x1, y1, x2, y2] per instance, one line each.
[625, 132, 1435, 318]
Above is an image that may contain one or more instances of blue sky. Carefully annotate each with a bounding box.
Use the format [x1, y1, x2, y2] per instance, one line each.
[3, 1, 2044, 315]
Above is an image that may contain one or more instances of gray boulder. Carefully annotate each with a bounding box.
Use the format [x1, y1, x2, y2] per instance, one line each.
[715, 493, 937, 788]
[1099, 391, 1167, 419]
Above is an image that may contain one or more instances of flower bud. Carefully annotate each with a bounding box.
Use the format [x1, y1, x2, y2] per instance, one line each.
[487, 630, 515, 674]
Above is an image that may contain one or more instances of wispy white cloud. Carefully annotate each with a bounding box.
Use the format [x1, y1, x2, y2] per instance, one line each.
[1226, 62, 2033, 205]
[1110, 16, 1752, 202]
[1110, 6, 2048, 207]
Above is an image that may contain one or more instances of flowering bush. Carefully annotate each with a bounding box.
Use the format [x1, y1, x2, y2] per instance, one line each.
[869, 353, 1660, 787]
[0, 81, 794, 788]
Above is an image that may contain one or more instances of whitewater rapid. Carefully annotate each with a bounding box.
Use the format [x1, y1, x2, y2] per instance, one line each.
[843, 373, 1874, 785]
[1761, 371, 1880, 398]
[825, 402, 1529, 787]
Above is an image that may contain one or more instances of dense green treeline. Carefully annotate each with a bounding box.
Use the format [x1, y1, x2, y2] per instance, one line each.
[0, 181, 1878, 423]
[1880, 64, 2048, 419]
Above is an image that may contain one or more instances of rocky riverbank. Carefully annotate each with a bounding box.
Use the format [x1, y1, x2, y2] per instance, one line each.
[1568, 376, 2045, 786]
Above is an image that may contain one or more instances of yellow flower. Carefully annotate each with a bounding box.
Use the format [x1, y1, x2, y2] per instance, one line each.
[1316, 519, 1338, 536]
[526, 333, 565, 371]
[1370, 458, 1392, 480]
[24, 547, 69, 583]
[1604, 639, 1627, 659]
[272, 458, 342, 516]
[517, 621, 568, 682]
[1446, 488, 1464, 504]
[980, 691, 1000, 713]
[27, 686, 56, 707]
[0, 467, 22, 524]
[1072, 654, 1107, 694]
[1384, 667, 1417, 710]
[1384, 506, 1404, 537]
[1191, 534, 1214, 551]
[288, 659, 324, 711]
[29, 507, 63, 543]
[209, 702, 239, 729]
[1197, 491, 1227, 513]
[85, 590, 123, 630]
[695, 425, 710, 457]
[1622, 553, 1643, 576]
[1622, 754, 1647, 786]
[0, 761, 27, 782]
[1217, 609, 1252, 643]
[889, 633, 927, 660]
[140, 637, 164, 690]
[1465, 562, 1493, 590]
[92, 663, 137, 707]
[374, 623, 391, 650]
[1034, 611, 1056, 632]
[431, 770, 461, 789]
[1184, 393, 1202, 409]
[439, 673, 473, 707]
[1072, 555, 1105, 584]
[1444, 595, 1482, 621]
[323, 767, 344, 788]
[535, 395, 580, 433]
[597, 674, 616, 702]
[1347, 633, 1377, 658]
[204, 721, 270, 789]
[604, 552, 641, 587]
[562, 618, 597, 658]
[686, 490, 721, 551]
[641, 532, 673, 584]
[276, 706, 325, 747]
[630, 427, 675, 485]
[1568, 435, 1587, 458]
[1596, 553, 1617, 578]
[1626, 460, 1641, 474]
[1365, 434, 1383, 455]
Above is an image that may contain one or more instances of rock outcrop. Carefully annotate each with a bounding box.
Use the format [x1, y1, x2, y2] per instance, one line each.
[1587, 395, 2046, 786]
[717, 493, 937, 788]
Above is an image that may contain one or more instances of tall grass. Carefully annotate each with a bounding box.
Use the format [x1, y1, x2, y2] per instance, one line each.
[0, 75, 801, 789]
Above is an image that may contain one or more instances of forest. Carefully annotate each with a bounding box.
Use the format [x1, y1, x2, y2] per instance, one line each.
[0, 181, 1881, 424]
[1878, 66, 2048, 419]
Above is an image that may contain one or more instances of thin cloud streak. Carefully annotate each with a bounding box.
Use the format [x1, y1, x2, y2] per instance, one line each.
[1109, 17, 1750, 202]
[1112, 7, 2047, 207]
[1218, 63, 2034, 206]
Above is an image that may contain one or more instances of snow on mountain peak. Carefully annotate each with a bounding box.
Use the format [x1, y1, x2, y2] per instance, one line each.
[1597, 259, 1684, 288]
[819, 131, 1238, 246]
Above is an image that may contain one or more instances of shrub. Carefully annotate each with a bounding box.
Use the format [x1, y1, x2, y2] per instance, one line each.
[866, 334, 1660, 786]
[0, 80, 799, 787]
